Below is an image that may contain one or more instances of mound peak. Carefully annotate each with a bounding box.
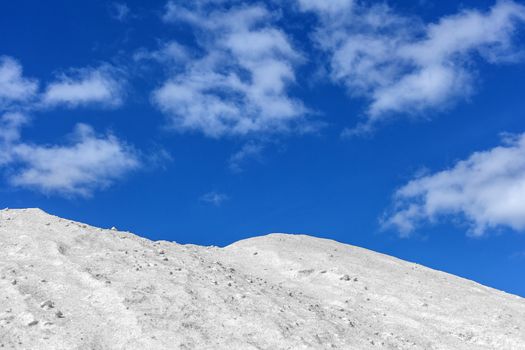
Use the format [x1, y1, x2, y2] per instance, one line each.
[0, 209, 523, 349]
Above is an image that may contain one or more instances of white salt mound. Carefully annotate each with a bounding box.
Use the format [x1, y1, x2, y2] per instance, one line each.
[0, 208, 524, 349]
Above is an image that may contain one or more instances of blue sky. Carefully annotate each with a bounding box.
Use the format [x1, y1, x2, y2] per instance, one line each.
[1, 0, 525, 297]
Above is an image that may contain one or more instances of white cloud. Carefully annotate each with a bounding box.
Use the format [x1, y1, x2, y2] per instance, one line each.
[297, 0, 354, 15]
[110, 2, 130, 22]
[42, 65, 125, 108]
[0, 56, 38, 109]
[134, 41, 190, 65]
[0, 56, 138, 196]
[228, 142, 264, 172]
[154, 2, 309, 138]
[0, 113, 29, 165]
[0, 112, 28, 145]
[383, 133, 525, 237]
[510, 250, 525, 260]
[0, 121, 139, 196]
[200, 191, 229, 206]
[300, 0, 525, 131]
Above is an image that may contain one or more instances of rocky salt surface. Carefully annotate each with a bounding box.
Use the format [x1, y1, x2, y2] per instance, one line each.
[0, 209, 524, 349]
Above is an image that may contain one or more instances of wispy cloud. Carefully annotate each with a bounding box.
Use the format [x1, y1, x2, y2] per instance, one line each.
[0, 56, 38, 109]
[200, 191, 229, 206]
[42, 65, 125, 108]
[299, 0, 525, 133]
[0, 112, 28, 145]
[0, 112, 29, 165]
[297, 0, 354, 15]
[383, 133, 525, 237]
[134, 41, 190, 65]
[509, 251, 525, 260]
[153, 2, 310, 138]
[109, 2, 130, 22]
[0, 115, 139, 197]
[228, 142, 264, 173]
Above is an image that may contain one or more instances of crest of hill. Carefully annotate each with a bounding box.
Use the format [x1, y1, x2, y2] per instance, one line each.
[0, 208, 524, 349]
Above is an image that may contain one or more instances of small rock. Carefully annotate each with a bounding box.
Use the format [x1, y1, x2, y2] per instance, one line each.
[55, 311, 65, 318]
[40, 300, 54, 309]
[27, 320, 38, 327]
[340, 275, 351, 281]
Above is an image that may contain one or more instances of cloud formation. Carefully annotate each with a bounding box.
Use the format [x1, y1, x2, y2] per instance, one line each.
[134, 41, 190, 65]
[299, 0, 525, 132]
[0, 112, 28, 145]
[0, 112, 29, 165]
[0, 56, 38, 109]
[200, 191, 229, 206]
[383, 133, 525, 237]
[228, 142, 264, 173]
[0, 114, 139, 196]
[154, 2, 308, 138]
[110, 2, 130, 22]
[42, 65, 125, 108]
[0, 56, 139, 196]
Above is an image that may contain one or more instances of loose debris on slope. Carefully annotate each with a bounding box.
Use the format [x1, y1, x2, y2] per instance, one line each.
[0, 209, 524, 349]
